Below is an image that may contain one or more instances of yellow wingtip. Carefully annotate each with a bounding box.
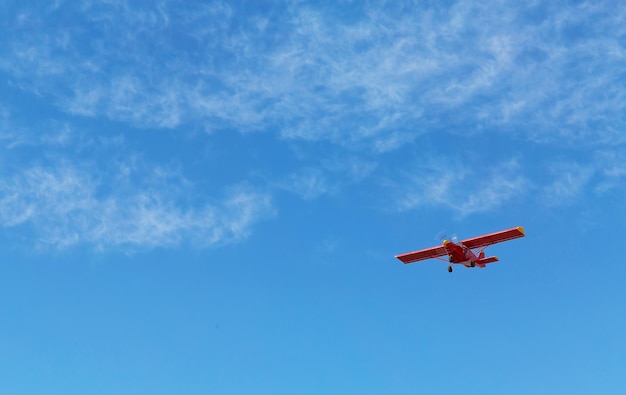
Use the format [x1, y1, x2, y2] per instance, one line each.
[517, 226, 525, 236]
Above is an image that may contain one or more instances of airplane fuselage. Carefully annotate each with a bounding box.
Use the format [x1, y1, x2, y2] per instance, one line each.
[443, 240, 479, 267]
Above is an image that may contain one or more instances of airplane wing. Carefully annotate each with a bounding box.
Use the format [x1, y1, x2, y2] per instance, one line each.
[395, 245, 447, 264]
[461, 226, 525, 250]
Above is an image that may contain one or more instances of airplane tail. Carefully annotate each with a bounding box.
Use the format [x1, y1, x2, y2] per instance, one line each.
[475, 256, 498, 268]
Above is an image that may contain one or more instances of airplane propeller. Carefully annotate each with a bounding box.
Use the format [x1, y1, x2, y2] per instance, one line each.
[434, 230, 447, 242]
[435, 231, 457, 243]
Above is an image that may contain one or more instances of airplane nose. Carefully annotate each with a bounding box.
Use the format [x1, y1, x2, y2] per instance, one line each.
[443, 239, 449, 246]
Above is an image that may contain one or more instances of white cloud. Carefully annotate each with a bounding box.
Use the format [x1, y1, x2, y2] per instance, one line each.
[396, 158, 528, 217]
[278, 168, 333, 200]
[592, 150, 626, 195]
[0, 163, 273, 249]
[2, 1, 623, 148]
[540, 162, 594, 206]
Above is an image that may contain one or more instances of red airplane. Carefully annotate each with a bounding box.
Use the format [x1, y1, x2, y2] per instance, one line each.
[395, 226, 525, 272]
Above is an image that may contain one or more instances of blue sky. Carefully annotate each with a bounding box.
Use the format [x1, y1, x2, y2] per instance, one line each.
[1, 0, 625, 393]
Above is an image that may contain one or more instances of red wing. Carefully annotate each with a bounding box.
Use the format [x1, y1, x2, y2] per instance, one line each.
[395, 245, 447, 264]
[461, 226, 525, 250]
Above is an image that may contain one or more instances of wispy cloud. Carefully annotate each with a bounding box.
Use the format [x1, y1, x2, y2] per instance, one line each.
[278, 167, 333, 200]
[0, 162, 273, 249]
[591, 150, 626, 195]
[393, 149, 626, 215]
[395, 158, 528, 217]
[1, 1, 624, 147]
[536, 150, 626, 204]
[541, 162, 595, 206]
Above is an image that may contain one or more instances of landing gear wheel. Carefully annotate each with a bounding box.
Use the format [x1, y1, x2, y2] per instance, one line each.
[470, 261, 476, 268]
[447, 265, 453, 273]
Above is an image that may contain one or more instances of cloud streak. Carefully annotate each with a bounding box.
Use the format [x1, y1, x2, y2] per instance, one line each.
[541, 162, 594, 206]
[0, 163, 273, 249]
[395, 158, 528, 217]
[1, 1, 624, 147]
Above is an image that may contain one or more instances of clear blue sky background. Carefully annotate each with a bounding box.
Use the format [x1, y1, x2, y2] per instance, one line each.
[1, 1, 625, 394]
